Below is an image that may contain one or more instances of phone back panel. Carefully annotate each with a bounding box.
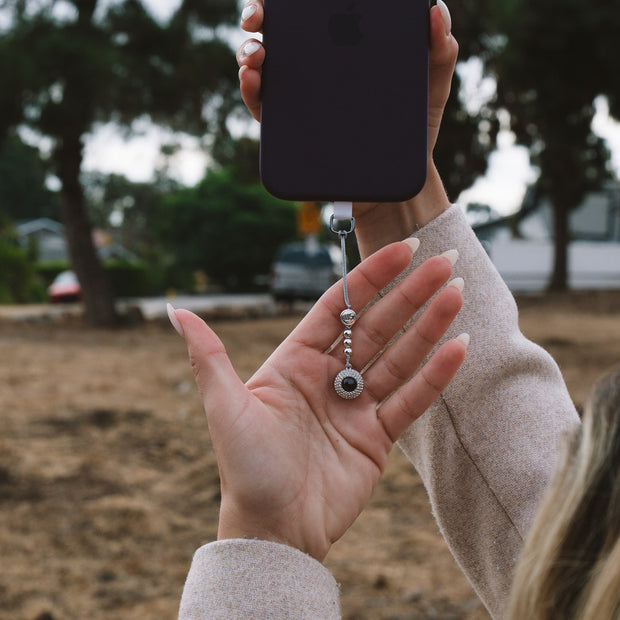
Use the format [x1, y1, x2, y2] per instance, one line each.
[260, 0, 429, 202]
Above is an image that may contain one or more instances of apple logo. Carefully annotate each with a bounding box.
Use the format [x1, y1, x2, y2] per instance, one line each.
[328, 10, 363, 46]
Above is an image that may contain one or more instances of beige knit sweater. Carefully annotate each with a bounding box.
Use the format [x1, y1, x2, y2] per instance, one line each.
[178, 205, 580, 619]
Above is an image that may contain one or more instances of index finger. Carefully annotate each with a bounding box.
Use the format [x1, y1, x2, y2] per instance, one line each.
[289, 240, 419, 352]
[240, 0, 264, 34]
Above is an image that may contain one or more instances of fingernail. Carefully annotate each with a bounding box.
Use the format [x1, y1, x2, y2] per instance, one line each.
[441, 249, 459, 266]
[238, 64, 248, 80]
[404, 236, 420, 254]
[456, 332, 470, 347]
[447, 276, 464, 292]
[241, 3, 257, 21]
[167, 303, 184, 338]
[437, 0, 452, 35]
[242, 41, 261, 57]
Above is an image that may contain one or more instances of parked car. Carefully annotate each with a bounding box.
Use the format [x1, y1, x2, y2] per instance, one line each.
[48, 270, 81, 303]
[270, 241, 341, 302]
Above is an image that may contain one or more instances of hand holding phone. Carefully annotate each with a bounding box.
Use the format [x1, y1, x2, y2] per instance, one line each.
[238, 1, 458, 248]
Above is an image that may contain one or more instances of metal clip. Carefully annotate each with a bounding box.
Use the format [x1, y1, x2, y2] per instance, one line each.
[329, 214, 356, 236]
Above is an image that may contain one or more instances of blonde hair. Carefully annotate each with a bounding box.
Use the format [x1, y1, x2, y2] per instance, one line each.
[506, 366, 620, 619]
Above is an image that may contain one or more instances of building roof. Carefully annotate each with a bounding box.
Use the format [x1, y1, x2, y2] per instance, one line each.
[15, 218, 139, 262]
[16, 217, 65, 237]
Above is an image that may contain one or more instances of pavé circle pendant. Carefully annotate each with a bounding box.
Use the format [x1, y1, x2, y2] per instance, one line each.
[334, 368, 364, 399]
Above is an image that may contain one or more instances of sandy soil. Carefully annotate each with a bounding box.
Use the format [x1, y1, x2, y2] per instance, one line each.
[1, 290, 619, 620]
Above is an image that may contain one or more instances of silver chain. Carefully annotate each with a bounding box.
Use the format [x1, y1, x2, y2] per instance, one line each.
[329, 214, 355, 310]
[339, 229, 351, 309]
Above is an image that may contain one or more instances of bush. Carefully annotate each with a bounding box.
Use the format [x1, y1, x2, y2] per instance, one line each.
[155, 168, 298, 292]
[0, 242, 47, 303]
[104, 260, 149, 298]
[36, 260, 72, 287]
[36, 259, 151, 299]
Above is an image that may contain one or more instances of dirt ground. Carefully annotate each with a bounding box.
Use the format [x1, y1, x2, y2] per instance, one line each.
[1, 290, 619, 620]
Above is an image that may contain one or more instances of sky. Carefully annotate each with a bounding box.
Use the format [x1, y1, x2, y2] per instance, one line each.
[75, 0, 620, 217]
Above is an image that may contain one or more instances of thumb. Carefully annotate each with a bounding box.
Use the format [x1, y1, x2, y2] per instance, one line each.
[168, 305, 247, 406]
[428, 2, 458, 150]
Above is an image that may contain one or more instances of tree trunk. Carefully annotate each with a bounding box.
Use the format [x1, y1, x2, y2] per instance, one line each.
[55, 134, 118, 326]
[547, 196, 570, 292]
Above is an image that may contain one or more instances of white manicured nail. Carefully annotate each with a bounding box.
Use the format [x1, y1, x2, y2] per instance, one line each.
[238, 65, 248, 80]
[437, 0, 452, 35]
[167, 303, 184, 338]
[447, 277, 464, 292]
[404, 237, 420, 254]
[241, 3, 257, 21]
[441, 249, 459, 266]
[456, 333, 470, 347]
[243, 41, 261, 57]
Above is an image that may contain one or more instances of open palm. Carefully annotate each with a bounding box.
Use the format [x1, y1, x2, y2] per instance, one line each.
[175, 241, 466, 561]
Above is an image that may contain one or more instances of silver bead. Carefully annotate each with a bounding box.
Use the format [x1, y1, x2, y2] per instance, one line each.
[340, 308, 357, 326]
[343, 338, 352, 347]
[344, 347, 353, 357]
[343, 329, 352, 338]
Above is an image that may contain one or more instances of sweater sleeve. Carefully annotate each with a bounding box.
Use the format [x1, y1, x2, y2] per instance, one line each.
[397, 205, 580, 618]
[178, 205, 579, 618]
[178, 539, 340, 619]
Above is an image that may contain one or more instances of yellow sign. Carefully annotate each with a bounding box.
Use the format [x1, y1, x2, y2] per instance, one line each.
[297, 202, 322, 236]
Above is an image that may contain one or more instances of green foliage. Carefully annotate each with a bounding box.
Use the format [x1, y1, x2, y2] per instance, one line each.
[491, 0, 617, 196]
[487, 0, 620, 288]
[0, 0, 240, 142]
[104, 260, 150, 297]
[0, 0, 240, 323]
[434, 71, 498, 200]
[156, 168, 298, 291]
[36, 261, 72, 287]
[0, 133, 59, 221]
[213, 136, 261, 186]
[83, 171, 179, 259]
[37, 259, 151, 297]
[0, 242, 47, 304]
[429, 0, 500, 198]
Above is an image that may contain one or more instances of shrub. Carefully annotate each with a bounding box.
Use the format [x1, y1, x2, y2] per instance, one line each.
[0, 242, 47, 303]
[104, 260, 149, 298]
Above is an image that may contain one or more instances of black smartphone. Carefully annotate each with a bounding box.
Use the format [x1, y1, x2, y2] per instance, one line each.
[259, 0, 429, 203]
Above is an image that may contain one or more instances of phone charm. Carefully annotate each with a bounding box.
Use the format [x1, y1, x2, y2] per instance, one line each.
[330, 211, 364, 400]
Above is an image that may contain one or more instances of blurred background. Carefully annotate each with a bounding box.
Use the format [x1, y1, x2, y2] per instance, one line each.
[1, 0, 620, 618]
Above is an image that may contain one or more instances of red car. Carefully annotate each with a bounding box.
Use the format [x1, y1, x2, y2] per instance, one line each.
[48, 271, 81, 303]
